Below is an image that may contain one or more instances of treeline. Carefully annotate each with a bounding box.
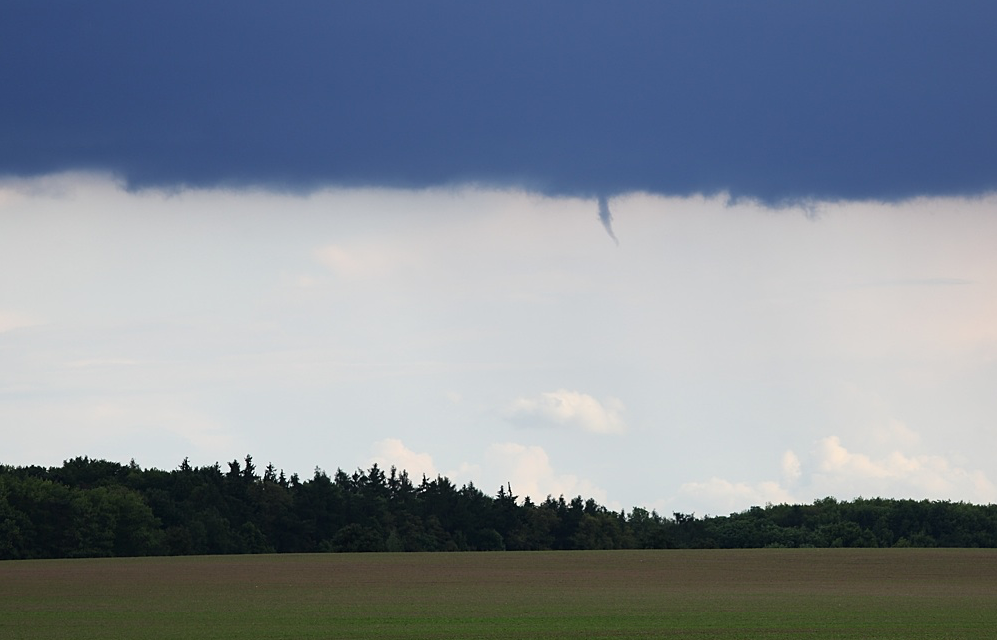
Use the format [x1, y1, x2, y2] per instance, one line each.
[2, 456, 997, 559]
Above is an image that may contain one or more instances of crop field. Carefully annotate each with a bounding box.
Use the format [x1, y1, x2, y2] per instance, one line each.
[2, 549, 996, 639]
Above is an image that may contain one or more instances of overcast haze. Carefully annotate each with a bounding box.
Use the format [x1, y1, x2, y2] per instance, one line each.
[2, 2, 996, 515]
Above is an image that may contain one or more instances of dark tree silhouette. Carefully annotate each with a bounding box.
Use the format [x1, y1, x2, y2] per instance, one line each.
[2, 456, 997, 560]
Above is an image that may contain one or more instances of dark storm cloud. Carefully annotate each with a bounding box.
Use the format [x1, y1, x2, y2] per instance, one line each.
[2, 1, 996, 202]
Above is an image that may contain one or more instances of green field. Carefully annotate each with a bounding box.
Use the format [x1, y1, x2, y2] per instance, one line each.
[2, 549, 996, 639]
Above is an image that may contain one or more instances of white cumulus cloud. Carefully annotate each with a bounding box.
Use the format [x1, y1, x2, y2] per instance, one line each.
[369, 438, 438, 480]
[782, 450, 802, 484]
[481, 442, 614, 507]
[813, 435, 997, 502]
[678, 478, 797, 516]
[678, 433, 997, 516]
[366, 439, 616, 508]
[504, 389, 626, 434]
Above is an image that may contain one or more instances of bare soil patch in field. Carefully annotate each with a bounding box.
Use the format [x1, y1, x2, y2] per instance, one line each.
[2, 549, 996, 639]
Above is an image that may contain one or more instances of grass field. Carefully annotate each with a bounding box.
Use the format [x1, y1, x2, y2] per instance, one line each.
[2, 549, 996, 639]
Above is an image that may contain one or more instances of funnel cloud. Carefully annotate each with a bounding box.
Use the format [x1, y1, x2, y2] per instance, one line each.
[597, 196, 618, 245]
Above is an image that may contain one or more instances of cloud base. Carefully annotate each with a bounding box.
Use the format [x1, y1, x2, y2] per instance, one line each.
[2, 3, 996, 202]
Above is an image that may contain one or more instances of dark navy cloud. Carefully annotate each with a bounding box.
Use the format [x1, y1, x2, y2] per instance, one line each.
[2, 1, 995, 202]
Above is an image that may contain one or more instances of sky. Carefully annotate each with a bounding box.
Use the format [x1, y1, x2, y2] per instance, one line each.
[2, 2, 996, 515]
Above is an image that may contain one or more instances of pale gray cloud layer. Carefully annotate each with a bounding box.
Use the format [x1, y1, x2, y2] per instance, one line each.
[2, 175, 996, 514]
